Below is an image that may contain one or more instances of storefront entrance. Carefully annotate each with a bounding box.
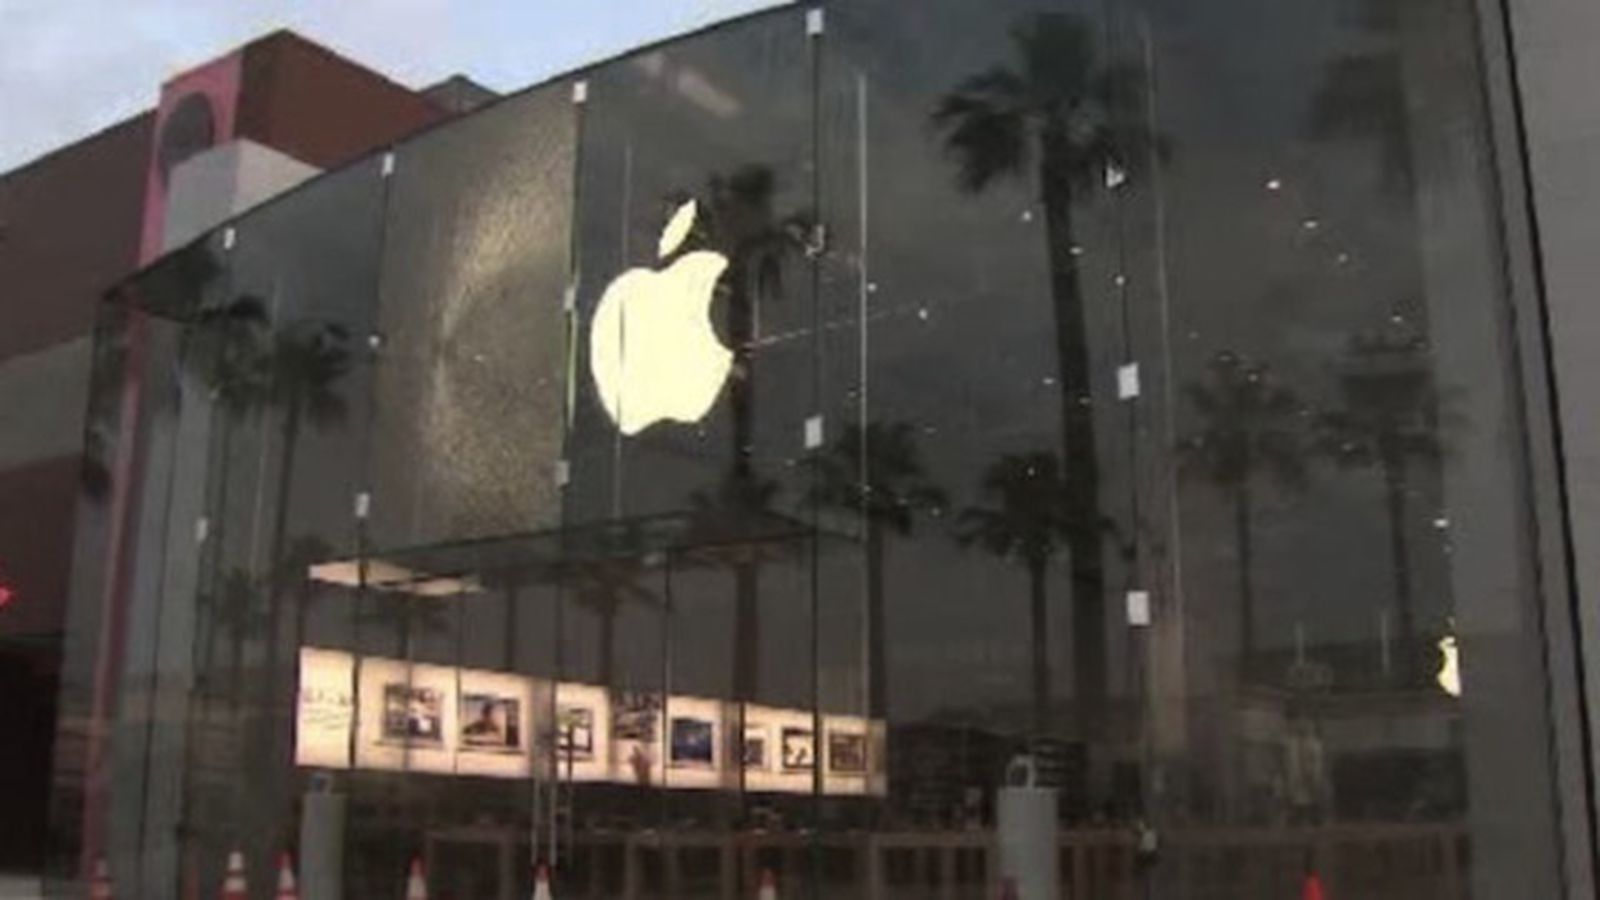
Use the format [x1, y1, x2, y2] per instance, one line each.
[427, 826, 519, 900]
[295, 510, 885, 898]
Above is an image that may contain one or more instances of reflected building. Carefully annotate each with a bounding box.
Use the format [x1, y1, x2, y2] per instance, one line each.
[46, 2, 1600, 899]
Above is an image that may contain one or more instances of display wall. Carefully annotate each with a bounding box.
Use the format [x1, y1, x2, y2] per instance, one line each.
[295, 647, 884, 794]
[53, 1, 1588, 898]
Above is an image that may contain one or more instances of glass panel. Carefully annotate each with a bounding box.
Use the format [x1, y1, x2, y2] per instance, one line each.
[174, 159, 389, 895]
[825, 0, 1133, 843]
[368, 84, 577, 551]
[1115, 0, 1570, 893]
[52, 2, 1583, 898]
[567, 9, 816, 525]
[49, 235, 234, 896]
[351, 79, 580, 898]
[50, 298, 136, 884]
[566, 10, 819, 899]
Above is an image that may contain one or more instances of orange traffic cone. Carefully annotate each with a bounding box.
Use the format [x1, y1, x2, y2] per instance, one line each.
[274, 853, 299, 900]
[532, 862, 553, 900]
[1301, 871, 1326, 900]
[89, 857, 113, 900]
[220, 850, 247, 900]
[405, 857, 428, 900]
[756, 868, 777, 900]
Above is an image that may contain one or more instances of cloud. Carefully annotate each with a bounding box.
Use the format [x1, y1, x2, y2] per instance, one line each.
[0, 0, 783, 172]
[0, 0, 192, 168]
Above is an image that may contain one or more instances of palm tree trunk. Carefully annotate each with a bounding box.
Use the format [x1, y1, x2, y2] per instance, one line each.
[866, 526, 888, 719]
[400, 603, 414, 663]
[231, 625, 245, 708]
[264, 400, 303, 702]
[733, 564, 759, 702]
[727, 272, 763, 705]
[503, 584, 519, 671]
[292, 582, 310, 666]
[599, 607, 617, 690]
[200, 417, 234, 690]
[1040, 138, 1106, 722]
[1027, 557, 1052, 737]
[252, 402, 303, 846]
[1234, 481, 1256, 679]
[1382, 458, 1416, 679]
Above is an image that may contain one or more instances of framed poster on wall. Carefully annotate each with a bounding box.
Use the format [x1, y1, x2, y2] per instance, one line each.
[295, 647, 355, 769]
[669, 716, 716, 769]
[827, 730, 868, 775]
[557, 705, 596, 761]
[356, 658, 457, 774]
[781, 727, 815, 772]
[456, 668, 534, 778]
[742, 724, 769, 772]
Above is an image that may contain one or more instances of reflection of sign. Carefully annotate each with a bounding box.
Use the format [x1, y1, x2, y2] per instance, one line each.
[781, 727, 815, 772]
[669, 716, 715, 769]
[613, 691, 662, 741]
[556, 705, 595, 760]
[1285, 659, 1333, 692]
[590, 199, 732, 435]
[382, 685, 444, 746]
[1437, 633, 1461, 698]
[828, 731, 867, 775]
[460, 694, 522, 754]
[0, 579, 14, 610]
[295, 648, 354, 769]
[743, 725, 768, 771]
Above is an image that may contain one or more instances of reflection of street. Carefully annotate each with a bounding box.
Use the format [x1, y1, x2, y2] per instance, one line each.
[454, 822, 1465, 900]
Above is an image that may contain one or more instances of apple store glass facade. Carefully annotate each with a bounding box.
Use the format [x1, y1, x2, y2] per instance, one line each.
[51, 1, 1593, 898]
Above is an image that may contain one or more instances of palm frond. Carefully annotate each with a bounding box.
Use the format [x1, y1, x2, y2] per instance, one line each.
[1176, 349, 1309, 493]
[932, 65, 1032, 193]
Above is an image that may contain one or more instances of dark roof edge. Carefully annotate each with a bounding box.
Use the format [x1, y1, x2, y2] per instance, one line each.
[0, 110, 155, 184]
[242, 29, 447, 106]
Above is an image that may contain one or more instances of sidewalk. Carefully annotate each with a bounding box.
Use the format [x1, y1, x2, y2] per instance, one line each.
[0, 874, 42, 899]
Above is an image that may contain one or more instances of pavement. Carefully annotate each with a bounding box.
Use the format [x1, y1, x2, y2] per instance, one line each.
[0, 874, 41, 899]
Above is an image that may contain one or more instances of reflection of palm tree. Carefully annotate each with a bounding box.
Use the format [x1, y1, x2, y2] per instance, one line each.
[1308, 52, 1412, 195]
[198, 568, 263, 704]
[933, 13, 1159, 711]
[258, 320, 351, 687]
[1176, 351, 1306, 673]
[1316, 333, 1447, 678]
[688, 470, 784, 702]
[281, 535, 336, 659]
[810, 421, 946, 718]
[956, 451, 1086, 735]
[565, 559, 658, 689]
[81, 306, 137, 501]
[181, 295, 271, 637]
[681, 164, 810, 704]
[361, 593, 452, 661]
[182, 295, 271, 412]
[685, 165, 812, 472]
[1307, 0, 1413, 197]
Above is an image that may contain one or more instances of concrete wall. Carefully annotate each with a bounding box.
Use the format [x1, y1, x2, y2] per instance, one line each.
[0, 338, 92, 471]
[1503, 0, 1600, 891]
[0, 114, 151, 359]
[162, 138, 320, 251]
[237, 31, 445, 169]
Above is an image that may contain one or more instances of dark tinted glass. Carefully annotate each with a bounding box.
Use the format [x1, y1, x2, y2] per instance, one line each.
[55, 2, 1586, 898]
[1119, 0, 1566, 894]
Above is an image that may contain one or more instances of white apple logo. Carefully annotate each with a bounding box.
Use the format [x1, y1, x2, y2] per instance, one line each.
[590, 199, 732, 435]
